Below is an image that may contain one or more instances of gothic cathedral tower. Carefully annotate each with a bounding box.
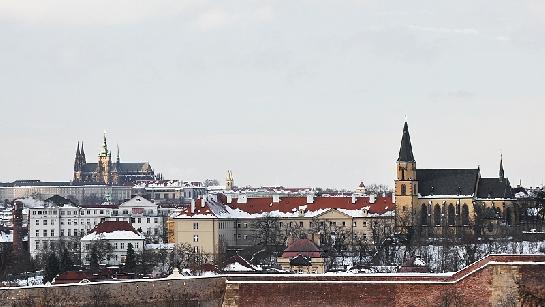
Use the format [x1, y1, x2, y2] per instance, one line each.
[97, 132, 112, 184]
[395, 122, 419, 232]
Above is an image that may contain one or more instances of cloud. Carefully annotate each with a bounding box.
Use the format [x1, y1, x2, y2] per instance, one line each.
[408, 24, 479, 35]
[0, 0, 200, 25]
[195, 9, 236, 31]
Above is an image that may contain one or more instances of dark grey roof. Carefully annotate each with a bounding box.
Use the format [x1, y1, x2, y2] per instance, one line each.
[417, 169, 479, 197]
[81, 162, 151, 174]
[476, 178, 513, 199]
[290, 254, 312, 266]
[117, 163, 151, 173]
[81, 163, 98, 173]
[398, 122, 415, 162]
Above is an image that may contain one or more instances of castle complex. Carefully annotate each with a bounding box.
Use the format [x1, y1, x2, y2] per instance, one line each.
[73, 133, 156, 186]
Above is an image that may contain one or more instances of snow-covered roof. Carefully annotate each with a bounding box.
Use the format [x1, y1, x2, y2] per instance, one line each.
[119, 196, 156, 208]
[82, 221, 145, 241]
[82, 231, 144, 241]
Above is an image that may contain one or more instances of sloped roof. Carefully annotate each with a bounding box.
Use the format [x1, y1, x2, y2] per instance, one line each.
[117, 163, 151, 173]
[222, 255, 256, 272]
[398, 122, 415, 162]
[119, 196, 156, 208]
[282, 239, 322, 258]
[477, 178, 513, 199]
[81, 163, 98, 173]
[45, 195, 76, 206]
[417, 169, 479, 197]
[177, 195, 395, 219]
[93, 221, 138, 234]
[81, 221, 145, 241]
[290, 254, 312, 266]
[54, 271, 94, 284]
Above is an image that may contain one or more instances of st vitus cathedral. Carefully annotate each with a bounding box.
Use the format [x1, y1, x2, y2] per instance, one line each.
[73, 133, 156, 185]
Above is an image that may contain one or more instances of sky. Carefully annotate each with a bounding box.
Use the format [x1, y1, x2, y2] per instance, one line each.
[0, 0, 544, 189]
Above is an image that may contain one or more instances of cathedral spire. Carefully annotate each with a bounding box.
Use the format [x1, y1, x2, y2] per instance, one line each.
[100, 131, 109, 155]
[499, 154, 505, 182]
[76, 142, 81, 157]
[81, 142, 86, 162]
[398, 122, 415, 162]
[116, 144, 120, 164]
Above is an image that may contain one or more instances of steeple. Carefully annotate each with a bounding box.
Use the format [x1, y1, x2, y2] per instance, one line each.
[81, 142, 86, 162]
[76, 142, 81, 157]
[398, 122, 415, 162]
[499, 154, 505, 182]
[116, 144, 120, 164]
[100, 131, 109, 156]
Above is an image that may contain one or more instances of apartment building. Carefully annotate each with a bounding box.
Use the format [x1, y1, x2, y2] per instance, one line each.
[169, 194, 394, 256]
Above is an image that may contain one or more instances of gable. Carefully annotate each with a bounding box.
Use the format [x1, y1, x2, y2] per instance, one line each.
[315, 208, 352, 220]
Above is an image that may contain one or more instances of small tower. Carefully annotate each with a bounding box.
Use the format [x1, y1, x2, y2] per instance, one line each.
[226, 170, 234, 190]
[395, 122, 419, 232]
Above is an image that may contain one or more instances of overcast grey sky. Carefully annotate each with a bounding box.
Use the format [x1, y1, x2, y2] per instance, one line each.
[0, 0, 544, 188]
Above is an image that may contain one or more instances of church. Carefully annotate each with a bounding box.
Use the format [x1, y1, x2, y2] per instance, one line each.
[73, 133, 156, 185]
[394, 122, 519, 238]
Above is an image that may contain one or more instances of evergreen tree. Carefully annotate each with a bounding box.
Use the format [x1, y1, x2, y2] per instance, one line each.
[125, 243, 136, 271]
[59, 248, 74, 273]
[90, 244, 99, 272]
[44, 253, 60, 283]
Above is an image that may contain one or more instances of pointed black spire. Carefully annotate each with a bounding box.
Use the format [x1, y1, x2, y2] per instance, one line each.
[116, 144, 120, 164]
[398, 122, 415, 162]
[81, 142, 86, 163]
[76, 142, 81, 157]
[499, 154, 505, 182]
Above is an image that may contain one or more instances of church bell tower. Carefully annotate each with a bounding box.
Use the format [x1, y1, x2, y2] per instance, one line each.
[395, 122, 419, 232]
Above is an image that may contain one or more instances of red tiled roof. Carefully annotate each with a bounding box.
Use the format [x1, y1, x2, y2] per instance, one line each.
[92, 221, 138, 234]
[282, 239, 322, 258]
[54, 271, 94, 284]
[219, 194, 394, 215]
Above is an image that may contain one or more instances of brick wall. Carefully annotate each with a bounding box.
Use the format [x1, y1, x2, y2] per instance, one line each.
[226, 255, 545, 307]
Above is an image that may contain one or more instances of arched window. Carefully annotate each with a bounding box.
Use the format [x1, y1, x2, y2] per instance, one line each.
[461, 204, 469, 226]
[448, 204, 455, 226]
[401, 184, 406, 195]
[434, 204, 441, 226]
[506, 207, 513, 226]
[420, 204, 428, 226]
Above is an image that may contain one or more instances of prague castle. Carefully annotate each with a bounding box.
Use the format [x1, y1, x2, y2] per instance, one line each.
[394, 122, 519, 237]
[73, 133, 156, 185]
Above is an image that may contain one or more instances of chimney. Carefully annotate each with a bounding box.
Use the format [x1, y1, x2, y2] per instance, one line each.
[11, 201, 24, 258]
[226, 194, 233, 204]
[351, 194, 357, 204]
[239, 195, 247, 204]
[306, 195, 314, 204]
[272, 194, 280, 203]
[190, 199, 195, 214]
[369, 194, 376, 203]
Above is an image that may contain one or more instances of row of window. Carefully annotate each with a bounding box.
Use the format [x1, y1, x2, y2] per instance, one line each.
[35, 228, 88, 237]
[32, 209, 108, 216]
[84, 242, 139, 251]
[216, 220, 369, 230]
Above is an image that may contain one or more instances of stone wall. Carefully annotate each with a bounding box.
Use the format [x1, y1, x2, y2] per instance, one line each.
[225, 255, 545, 307]
[0, 277, 226, 307]
[2, 255, 545, 307]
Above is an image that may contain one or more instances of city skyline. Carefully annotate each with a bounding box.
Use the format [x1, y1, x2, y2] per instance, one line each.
[1, 0, 544, 188]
